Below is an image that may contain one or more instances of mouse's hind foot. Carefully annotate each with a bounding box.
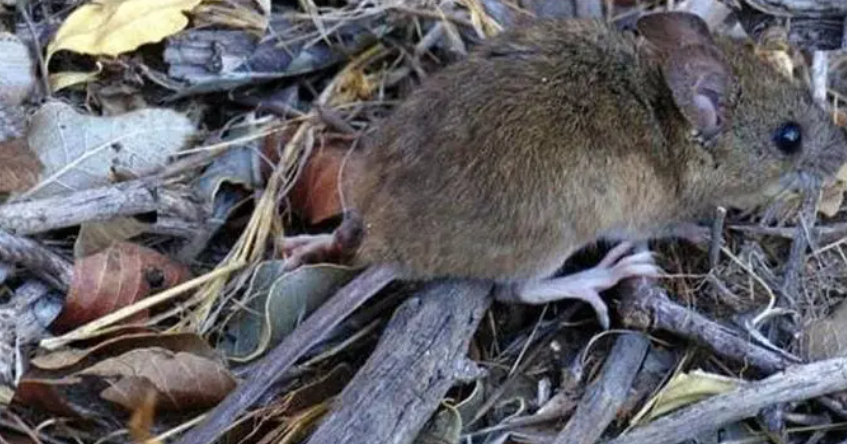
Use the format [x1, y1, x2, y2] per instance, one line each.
[498, 242, 662, 329]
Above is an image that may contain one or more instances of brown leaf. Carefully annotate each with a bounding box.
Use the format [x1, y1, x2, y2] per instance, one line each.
[13, 375, 107, 417]
[31, 332, 218, 375]
[52, 242, 192, 332]
[0, 138, 43, 193]
[86, 347, 236, 412]
[288, 139, 349, 224]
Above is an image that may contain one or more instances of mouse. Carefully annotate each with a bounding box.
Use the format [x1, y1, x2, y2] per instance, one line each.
[283, 11, 847, 325]
[176, 11, 847, 444]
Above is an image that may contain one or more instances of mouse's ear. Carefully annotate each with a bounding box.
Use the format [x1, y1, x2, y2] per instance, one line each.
[636, 11, 714, 49]
[662, 45, 735, 143]
[637, 12, 735, 143]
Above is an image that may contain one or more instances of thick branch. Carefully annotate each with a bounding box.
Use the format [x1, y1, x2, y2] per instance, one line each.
[608, 357, 847, 444]
[0, 180, 204, 235]
[306, 279, 492, 444]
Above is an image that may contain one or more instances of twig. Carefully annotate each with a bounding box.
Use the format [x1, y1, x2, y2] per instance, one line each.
[607, 357, 847, 444]
[306, 280, 493, 444]
[709, 206, 727, 270]
[553, 333, 650, 444]
[16, 0, 50, 98]
[781, 184, 820, 304]
[0, 230, 72, 291]
[616, 278, 799, 374]
[0, 180, 204, 236]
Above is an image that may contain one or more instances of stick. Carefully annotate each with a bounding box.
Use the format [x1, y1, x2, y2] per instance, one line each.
[608, 357, 847, 444]
[553, 333, 650, 444]
[0, 180, 203, 235]
[306, 279, 492, 444]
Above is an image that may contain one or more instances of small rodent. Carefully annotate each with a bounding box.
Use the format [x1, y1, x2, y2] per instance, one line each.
[180, 12, 847, 443]
[285, 11, 847, 326]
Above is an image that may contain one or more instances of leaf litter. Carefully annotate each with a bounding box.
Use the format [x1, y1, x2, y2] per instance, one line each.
[1, 0, 847, 443]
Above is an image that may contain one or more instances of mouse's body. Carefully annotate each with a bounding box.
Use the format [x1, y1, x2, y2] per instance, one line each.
[349, 19, 680, 282]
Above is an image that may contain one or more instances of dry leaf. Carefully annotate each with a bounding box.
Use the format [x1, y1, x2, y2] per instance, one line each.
[800, 296, 847, 360]
[819, 162, 847, 217]
[85, 347, 235, 411]
[288, 140, 349, 224]
[47, 0, 203, 59]
[0, 33, 35, 105]
[642, 370, 740, 421]
[49, 64, 104, 93]
[220, 262, 358, 361]
[52, 243, 192, 332]
[0, 138, 43, 193]
[16, 344, 233, 416]
[26, 101, 195, 198]
[31, 332, 217, 373]
[74, 218, 150, 258]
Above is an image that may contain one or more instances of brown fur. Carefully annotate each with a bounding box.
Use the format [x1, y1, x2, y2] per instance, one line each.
[344, 17, 847, 282]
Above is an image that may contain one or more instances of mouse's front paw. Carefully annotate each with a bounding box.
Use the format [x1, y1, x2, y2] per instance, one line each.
[277, 233, 339, 271]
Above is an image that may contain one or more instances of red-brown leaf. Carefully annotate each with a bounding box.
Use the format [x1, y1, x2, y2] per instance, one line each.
[0, 138, 43, 193]
[288, 140, 349, 224]
[52, 242, 192, 332]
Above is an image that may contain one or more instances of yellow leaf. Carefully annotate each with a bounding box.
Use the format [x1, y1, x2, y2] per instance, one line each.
[644, 370, 740, 421]
[48, 63, 103, 92]
[47, 0, 204, 59]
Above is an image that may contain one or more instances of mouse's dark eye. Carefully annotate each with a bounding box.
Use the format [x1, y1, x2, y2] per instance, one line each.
[773, 121, 802, 154]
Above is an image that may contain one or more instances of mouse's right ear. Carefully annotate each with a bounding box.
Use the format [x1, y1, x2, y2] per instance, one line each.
[637, 12, 736, 144]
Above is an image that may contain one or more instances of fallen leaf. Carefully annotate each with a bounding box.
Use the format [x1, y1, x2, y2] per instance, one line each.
[74, 218, 150, 258]
[15, 345, 234, 416]
[0, 33, 35, 105]
[799, 297, 847, 360]
[26, 101, 195, 199]
[819, 162, 847, 217]
[13, 375, 109, 417]
[288, 140, 349, 224]
[47, 0, 203, 59]
[642, 370, 740, 421]
[31, 332, 217, 374]
[0, 138, 43, 193]
[86, 347, 236, 411]
[219, 262, 358, 361]
[49, 64, 104, 92]
[52, 243, 192, 332]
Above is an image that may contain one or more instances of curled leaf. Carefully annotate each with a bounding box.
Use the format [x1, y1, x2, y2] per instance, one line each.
[52, 243, 192, 332]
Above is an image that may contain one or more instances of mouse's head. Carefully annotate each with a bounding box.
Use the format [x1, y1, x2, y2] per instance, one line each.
[638, 11, 847, 209]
